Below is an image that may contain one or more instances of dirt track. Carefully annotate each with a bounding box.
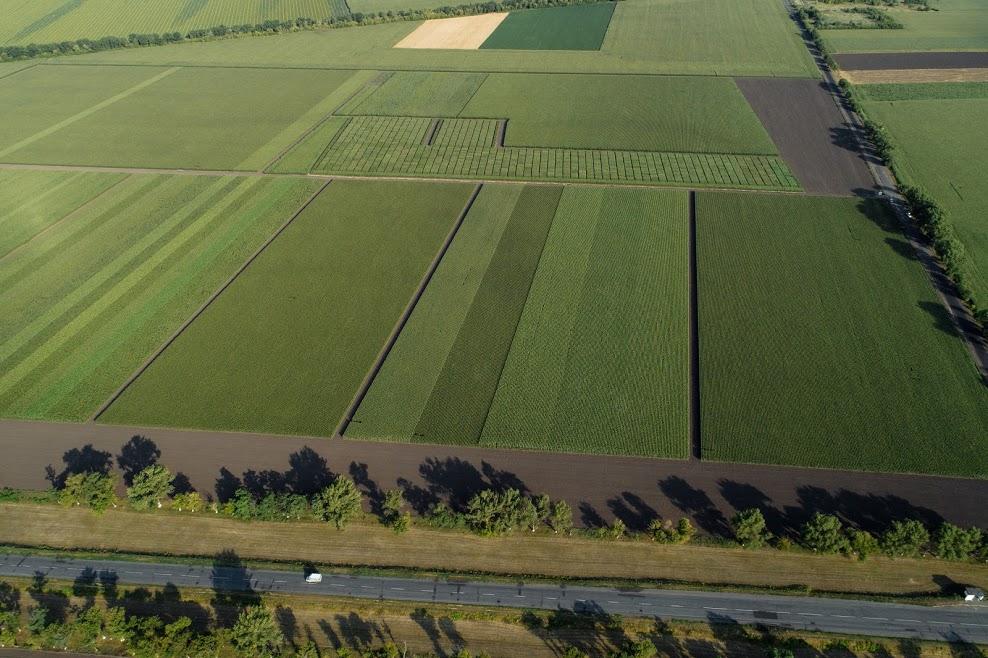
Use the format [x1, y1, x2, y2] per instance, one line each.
[736, 78, 874, 196]
[835, 51, 988, 71]
[2, 419, 986, 537]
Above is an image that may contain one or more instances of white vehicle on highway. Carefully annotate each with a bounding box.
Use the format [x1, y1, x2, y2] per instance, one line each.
[305, 572, 323, 584]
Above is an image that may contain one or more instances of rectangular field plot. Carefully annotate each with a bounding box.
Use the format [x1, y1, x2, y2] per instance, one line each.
[349, 185, 689, 458]
[697, 193, 988, 477]
[0, 174, 321, 421]
[460, 74, 778, 154]
[863, 96, 988, 303]
[821, 0, 988, 53]
[101, 180, 474, 436]
[341, 72, 488, 117]
[480, 3, 616, 51]
[308, 116, 797, 190]
[3, 65, 360, 170]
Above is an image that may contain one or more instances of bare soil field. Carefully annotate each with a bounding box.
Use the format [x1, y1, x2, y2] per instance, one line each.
[394, 13, 508, 49]
[2, 419, 987, 537]
[835, 51, 988, 70]
[841, 68, 988, 83]
[735, 78, 874, 196]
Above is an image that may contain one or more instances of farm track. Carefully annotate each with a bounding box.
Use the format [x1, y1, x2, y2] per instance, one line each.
[2, 418, 988, 536]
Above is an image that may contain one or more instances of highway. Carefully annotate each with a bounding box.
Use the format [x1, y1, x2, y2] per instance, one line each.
[1, 553, 987, 644]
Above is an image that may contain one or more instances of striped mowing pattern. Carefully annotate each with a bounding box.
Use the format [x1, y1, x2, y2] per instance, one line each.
[311, 116, 798, 189]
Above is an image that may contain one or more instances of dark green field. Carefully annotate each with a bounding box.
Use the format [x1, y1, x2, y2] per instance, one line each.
[481, 3, 616, 51]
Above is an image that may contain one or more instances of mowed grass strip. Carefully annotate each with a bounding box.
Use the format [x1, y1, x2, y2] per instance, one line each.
[460, 74, 777, 154]
[413, 185, 562, 444]
[697, 193, 988, 477]
[0, 174, 321, 421]
[480, 3, 616, 51]
[102, 180, 474, 437]
[347, 184, 525, 441]
[343, 71, 489, 117]
[5, 66, 360, 171]
[480, 188, 689, 458]
[0, 170, 125, 258]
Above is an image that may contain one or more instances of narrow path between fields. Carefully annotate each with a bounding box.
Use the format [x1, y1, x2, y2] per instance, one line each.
[688, 191, 701, 461]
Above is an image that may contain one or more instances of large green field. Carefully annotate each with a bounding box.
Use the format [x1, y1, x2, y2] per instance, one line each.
[1, 65, 362, 170]
[697, 192, 988, 477]
[0, 0, 350, 46]
[480, 3, 616, 51]
[0, 173, 321, 421]
[349, 185, 689, 458]
[821, 0, 988, 52]
[862, 93, 988, 305]
[101, 180, 474, 436]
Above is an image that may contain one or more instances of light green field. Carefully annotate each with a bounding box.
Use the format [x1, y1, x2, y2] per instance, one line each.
[0, 0, 350, 46]
[3, 65, 360, 170]
[341, 71, 488, 117]
[864, 96, 988, 304]
[0, 174, 321, 421]
[855, 82, 988, 102]
[101, 180, 474, 436]
[460, 74, 778, 154]
[480, 2, 616, 51]
[821, 0, 988, 52]
[63, 0, 818, 77]
[698, 192, 988, 477]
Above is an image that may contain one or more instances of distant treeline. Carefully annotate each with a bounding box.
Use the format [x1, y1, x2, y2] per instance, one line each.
[0, 0, 615, 62]
[802, 5, 904, 30]
[812, 0, 933, 9]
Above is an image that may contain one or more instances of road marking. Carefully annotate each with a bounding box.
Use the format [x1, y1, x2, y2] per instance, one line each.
[895, 619, 922, 624]
[608, 601, 621, 604]
[798, 612, 823, 617]
[669, 604, 684, 608]
[704, 607, 729, 611]
[390, 587, 405, 591]
[331, 584, 344, 587]
[863, 617, 889, 621]
[734, 609, 755, 613]
[154, 573, 172, 577]
[545, 597, 558, 601]
[960, 623, 988, 628]
[419, 589, 431, 592]
[361, 585, 374, 589]
[833, 615, 854, 619]
[274, 580, 286, 584]
[482, 593, 496, 597]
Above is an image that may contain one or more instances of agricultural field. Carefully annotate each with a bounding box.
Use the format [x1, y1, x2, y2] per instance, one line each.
[101, 180, 474, 437]
[0, 0, 350, 46]
[854, 81, 988, 101]
[479, 2, 616, 51]
[349, 185, 689, 458]
[862, 91, 988, 303]
[697, 192, 988, 477]
[1, 65, 363, 170]
[0, 173, 321, 421]
[340, 71, 488, 117]
[821, 0, 988, 53]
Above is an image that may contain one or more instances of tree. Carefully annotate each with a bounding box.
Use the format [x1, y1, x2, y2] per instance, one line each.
[849, 529, 879, 560]
[313, 476, 363, 529]
[59, 472, 117, 513]
[608, 518, 627, 540]
[230, 606, 284, 658]
[612, 639, 657, 658]
[381, 488, 405, 528]
[465, 488, 523, 536]
[392, 511, 411, 534]
[549, 500, 573, 535]
[127, 464, 174, 510]
[534, 493, 551, 528]
[648, 518, 695, 544]
[934, 523, 982, 560]
[27, 605, 48, 634]
[172, 491, 204, 513]
[228, 488, 257, 521]
[731, 508, 771, 548]
[801, 513, 848, 554]
[882, 520, 930, 557]
[519, 497, 540, 532]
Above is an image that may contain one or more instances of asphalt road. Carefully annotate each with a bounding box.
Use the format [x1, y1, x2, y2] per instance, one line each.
[2, 553, 987, 644]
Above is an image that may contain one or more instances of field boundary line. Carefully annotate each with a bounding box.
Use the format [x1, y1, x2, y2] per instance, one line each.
[422, 118, 442, 146]
[0, 67, 180, 160]
[0, 173, 131, 265]
[0, 62, 39, 82]
[311, 117, 352, 171]
[90, 178, 333, 421]
[688, 190, 701, 461]
[334, 182, 484, 438]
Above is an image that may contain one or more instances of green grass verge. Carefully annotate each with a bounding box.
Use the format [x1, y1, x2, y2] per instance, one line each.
[101, 179, 474, 436]
[697, 192, 988, 477]
[0, 174, 322, 421]
[461, 73, 778, 154]
[821, 0, 988, 52]
[4, 65, 361, 171]
[480, 2, 616, 51]
[342, 71, 488, 117]
[854, 82, 988, 102]
[480, 187, 689, 458]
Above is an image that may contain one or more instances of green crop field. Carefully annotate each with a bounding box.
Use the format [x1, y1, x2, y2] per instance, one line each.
[0, 174, 321, 421]
[341, 71, 489, 117]
[863, 95, 988, 304]
[2, 65, 361, 170]
[480, 3, 616, 51]
[697, 192, 988, 477]
[822, 0, 988, 52]
[854, 82, 988, 102]
[101, 180, 474, 436]
[0, 0, 350, 46]
[460, 74, 778, 154]
[350, 185, 688, 457]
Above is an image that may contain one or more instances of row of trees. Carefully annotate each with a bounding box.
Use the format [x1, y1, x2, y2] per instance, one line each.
[426, 489, 574, 536]
[731, 507, 987, 561]
[0, 0, 609, 62]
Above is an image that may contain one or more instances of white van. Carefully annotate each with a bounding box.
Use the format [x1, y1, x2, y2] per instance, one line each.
[305, 573, 323, 584]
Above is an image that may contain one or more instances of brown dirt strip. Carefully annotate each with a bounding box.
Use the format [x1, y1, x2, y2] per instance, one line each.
[687, 191, 700, 461]
[735, 78, 875, 196]
[841, 68, 988, 84]
[2, 419, 987, 537]
[835, 52, 988, 71]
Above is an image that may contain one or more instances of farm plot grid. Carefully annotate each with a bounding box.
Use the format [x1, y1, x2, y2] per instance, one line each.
[100, 180, 475, 437]
[348, 185, 689, 458]
[301, 116, 798, 190]
[697, 192, 988, 477]
[0, 173, 322, 421]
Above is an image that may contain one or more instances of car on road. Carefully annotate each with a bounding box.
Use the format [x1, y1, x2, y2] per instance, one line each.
[305, 572, 323, 584]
